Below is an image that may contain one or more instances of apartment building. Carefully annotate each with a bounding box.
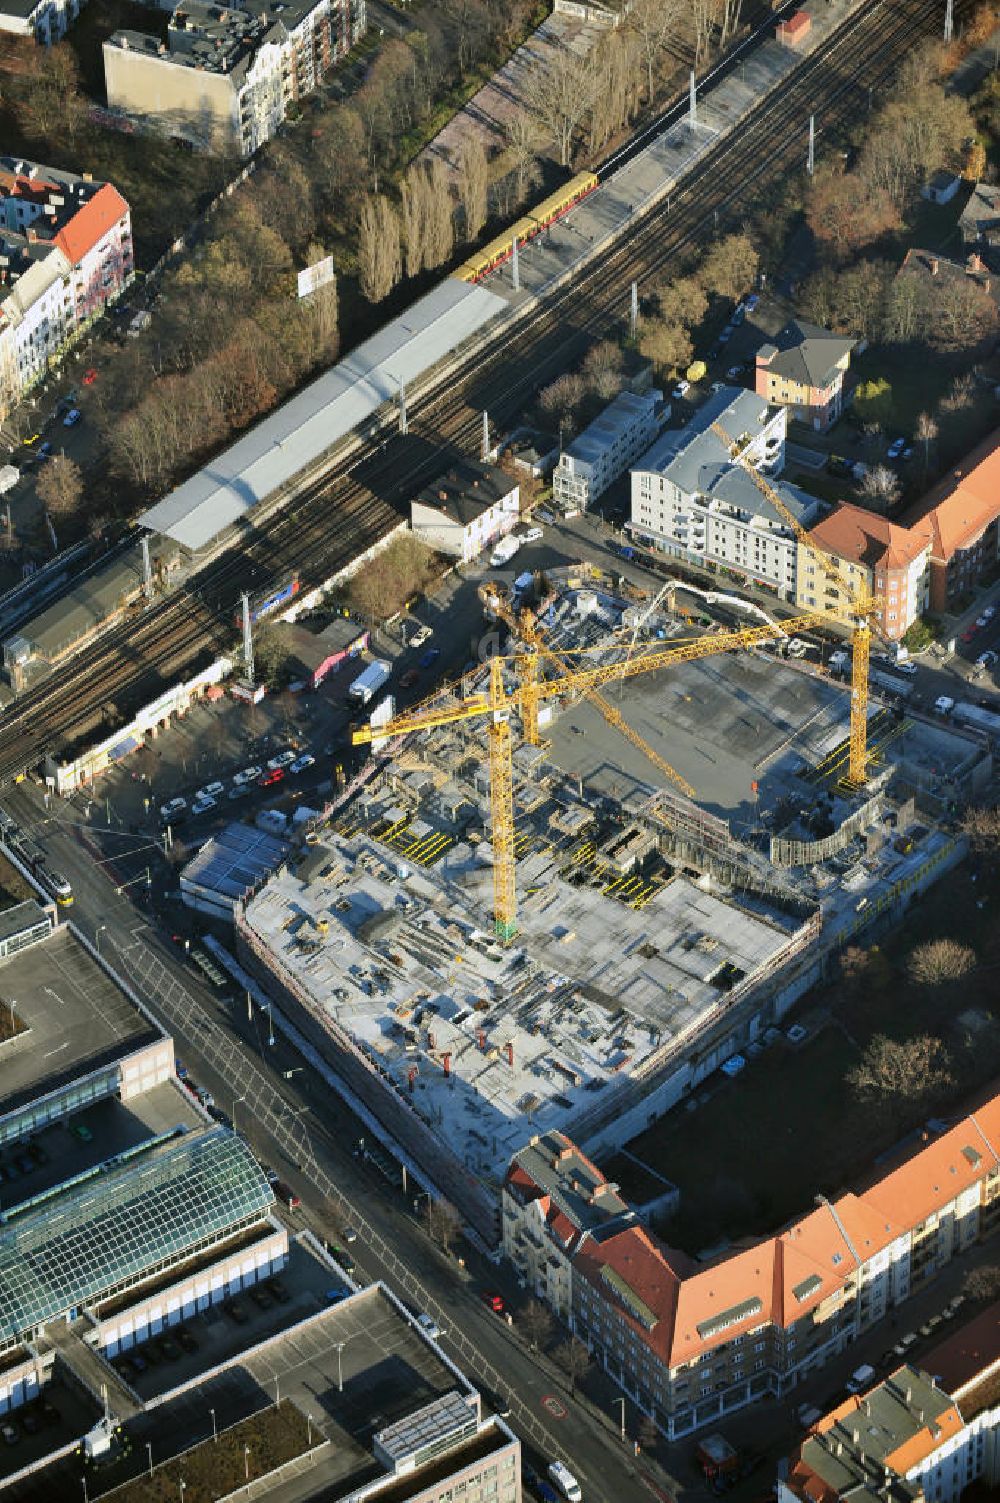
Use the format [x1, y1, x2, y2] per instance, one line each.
[798, 503, 931, 641]
[629, 387, 820, 601]
[781, 1348, 1000, 1503]
[104, 0, 364, 156]
[553, 388, 664, 513]
[754, 320, 854, 431]
[410, 460, 519, 563]
[900, 430, 1000, 614]
[0, 0, 82, 41]
[0, 159, 132, 415]
[503, 1092, 1000, 1441]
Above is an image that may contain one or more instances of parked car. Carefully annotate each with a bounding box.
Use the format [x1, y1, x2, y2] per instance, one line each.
[718, 325, 734, 342]
[1, 1422, 19, 1445]
[725, 364, 743, 379]
[223, 1299, 249, 1325]
[159, 797, 187, 822]
[962, 627, 979, 643]
[267, 1277, 291, 1303]
[196, 781, 225, 801]
[62, 408, 82, 427]
[175, 1327, 198, 1354]
[745, 292, 760, 312]
[419, 648, 441, 670]
[37, 442, 53, 460]
[481, 1292, 505, 1314]
[82, 367, 99, 384]
[522, 526, 543, 542]
[672, 379, 691, 400]
[977, 650, 998, 670]
[416, 1312, 441, 1339]
[228, 785, 251, 801]
[399, 669, 420, 689]
[191, 796, 217, 816]
[258, 767, 285, 788]
[325, 1286, 351, 1303]
[981, 605, 996, 623]
[68, 1121, 93, 1142]
[267, 750, 298, 770]
[289, 754, 315, 774]
[887, 437, 906, 459]
[976, 613, 993, 628]
[233, 765, 263, 785]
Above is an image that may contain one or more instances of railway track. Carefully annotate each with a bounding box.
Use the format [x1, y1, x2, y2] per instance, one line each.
[0, 0, 962, 781]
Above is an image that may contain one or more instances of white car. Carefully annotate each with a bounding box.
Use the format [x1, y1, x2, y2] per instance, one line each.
[409, 625, 433, 649]
[981, 605, 996, 622]
[522, 526, 543, 543]
[976, 650, 998, 670]
[233, 765, 263, 786]
[267, 750, 298, 771]
[289, 754, 315, 775]
[887, 437, 906, 459]
[786, 637, 808, 658]
[894, 661, 918, 676]
[725, 364, 743, 379]
[672, 379, 690, 400]
[191, 796, 217, 815]
[159, 797, 187, 822]
[196, 781, 225, 801]
[416, 1312, 441, 1339]
[976, 614, 993, 628]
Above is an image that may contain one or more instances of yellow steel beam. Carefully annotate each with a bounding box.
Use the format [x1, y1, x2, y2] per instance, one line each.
[488, 655, 517, 942]
[847, 622, 871, 788]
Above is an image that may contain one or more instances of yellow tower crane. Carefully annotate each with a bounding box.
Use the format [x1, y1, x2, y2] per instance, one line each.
[480, 580, 697, 800]
[354, 610, 831, 942]
[711, 422, 881, 788]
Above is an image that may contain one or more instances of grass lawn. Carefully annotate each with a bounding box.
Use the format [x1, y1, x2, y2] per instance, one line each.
[607, 852, 1000, 1255]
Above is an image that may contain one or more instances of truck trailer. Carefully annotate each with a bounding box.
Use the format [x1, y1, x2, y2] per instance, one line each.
[349, 660, 392, 705]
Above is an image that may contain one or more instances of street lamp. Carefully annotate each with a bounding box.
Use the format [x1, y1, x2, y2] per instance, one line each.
[335, 1341, 346, 1393]
[210, 1407, 217, 1443]
[244, 1444, 251, 1483]
[146, 1442, 153, 1478]
[95, 924, 107, 954]
[233, 1094, 246, 1136]
[613, 1397, 626, 1442]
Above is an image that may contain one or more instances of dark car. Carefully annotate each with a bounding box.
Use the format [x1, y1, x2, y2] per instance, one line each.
[21, 1410, 40, 1436]
[175, 1327, 198, 1354]
[419, 648, 441, 670]
[39, 1400, 60, 1428]
[481, 1292, 505, 1314]
[267, 1277, 290, 1304]
[248, 1284, 274, 1310]
[274, 1179, 301, 1209]
[400, 669, 419, 689]
[224, 1299, 249, 1325]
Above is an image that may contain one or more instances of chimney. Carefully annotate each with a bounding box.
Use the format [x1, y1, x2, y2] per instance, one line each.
[438, 489, 448, 502]
[478, 1029, 486, 1052]
[407, 1065, 417, 1092]
[441, 1051, 451, 1077]
[930, 258, 939, 276]
[968, 252, 984, 273]
[506, 1040, 514, 1068]
[427, 1030, 436, 1051]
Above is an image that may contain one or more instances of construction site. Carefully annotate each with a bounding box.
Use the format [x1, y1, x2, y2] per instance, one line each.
[232, 555, 982, 1245]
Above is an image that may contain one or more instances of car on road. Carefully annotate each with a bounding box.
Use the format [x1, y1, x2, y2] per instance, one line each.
[258, 767, 285, 787]
[343, 1226, 358, 1243]
[745, 292, 760, 312]
[228, 784, 251, 801]
[267, 750, 297, 770]
[399, 669, 419, 689]
[2, 1422, 19, 1446]
[233, 765, 262, 785]
[274, 1179, 300, 1209]
[82, 367, 98, 385]
[725, 364, 743, 379]
[289, 753, 315, 774]
[886, 659, 918, 675]
[522, 526, 543, 543]
[981, 605, 997, 623]
[419, 648, 441, 670]
[191, 796, 217, 816]
[976, 650, 998, 670]
[977, 613, 993, 628]
[416, 1312, 441, 1339]
[37, 442, 53, 460]
[481, 1292, 505, 1314]
[409, 624, 433, 649]
[887, 437, 906, 459]
[962, 627, 979, 643]
[196, 781, 224, 801]
[159, 797, 187, 822]
[326, 1285, 351, 1303]
[62, 408, 82, 427]
[718, 325, 734, 342]
[672, 379, 691, 400]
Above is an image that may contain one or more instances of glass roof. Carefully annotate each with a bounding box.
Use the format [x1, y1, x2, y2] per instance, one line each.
[0, 1128, 274, 1345]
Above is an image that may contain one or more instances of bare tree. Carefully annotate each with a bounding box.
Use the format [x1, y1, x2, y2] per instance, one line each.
[915, 411, 938, 478]
[525, 44, 597, 167]
[858, 464, 902, 513]
[422, 160, 455, 270]
[962, 806, 1000, 853]
[519, 1298, 555, 1352]
[908, 939, 976, 986]
[628, 0, 680, 105]
[718, 0, 744, 44]
[555, 1337, 591, 1397]
[424, 1197, 462, 1254]
[36, 454, 83, 519]
[848, 1033, 953, 1108]
[357, 194, 401, 303]
[456, 136, 489, 243]
[502, 109, 542, 206]
[963, 1265, 1000, 1302]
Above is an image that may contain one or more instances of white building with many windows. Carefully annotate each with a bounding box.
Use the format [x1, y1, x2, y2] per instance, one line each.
[0, 158, 133, 415]
[553, 388, 664, 512]
[629, 387, 821, 601]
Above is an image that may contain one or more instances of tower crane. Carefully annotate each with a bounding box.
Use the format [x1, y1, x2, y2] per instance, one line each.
[353, 609, 833, 942]
[480, 579, 697, 800]
[711, 421, 880, 788]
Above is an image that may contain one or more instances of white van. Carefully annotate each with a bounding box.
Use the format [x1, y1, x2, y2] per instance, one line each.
[845, 1362, 875, 1395]
[548, 1461, 582, 1502]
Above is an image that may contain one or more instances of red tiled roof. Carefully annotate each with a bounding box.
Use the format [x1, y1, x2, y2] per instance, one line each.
[809, 503, 931, 573]
[901, 428, 1000, 562]
[922, 1302, 1000, 1399]
[574, 1224, 684, 1364]
[54, 182, 129, 267]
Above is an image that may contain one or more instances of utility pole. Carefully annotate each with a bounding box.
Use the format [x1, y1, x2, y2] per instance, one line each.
[807, 113, 815, 176]
[689, 69, 697, 133]
[141, 534, 153, 602]
[241, 593, 255, 687]
[511, 235, 520, 293]
[481, 410, 490, 463]
[944, 0, 953, 41]
[630, 280, 638, 341]
[398, 376, 407, 436]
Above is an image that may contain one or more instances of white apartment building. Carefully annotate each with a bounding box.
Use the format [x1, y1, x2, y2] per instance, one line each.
[0, 0, 82, 41]
[104, 0, 365, 157]
[553, 388, 664, 512]
[629, 387, 820, 601]
[0, 159, 133, 414]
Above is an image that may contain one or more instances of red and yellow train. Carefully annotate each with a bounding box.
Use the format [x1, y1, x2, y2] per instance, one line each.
[453, 171, 599, 284]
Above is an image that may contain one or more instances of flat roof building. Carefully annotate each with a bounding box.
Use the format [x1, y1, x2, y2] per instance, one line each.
[276, 614, 369, 688]
[553, 387, 664, 512]
[181, 821, 291, 919]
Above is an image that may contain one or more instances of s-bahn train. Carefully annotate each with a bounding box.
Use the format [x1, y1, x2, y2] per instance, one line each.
[453, 171, 599, 284]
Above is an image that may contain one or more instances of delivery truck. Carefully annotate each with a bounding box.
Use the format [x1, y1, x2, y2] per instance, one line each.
[349, 660, 392, 705]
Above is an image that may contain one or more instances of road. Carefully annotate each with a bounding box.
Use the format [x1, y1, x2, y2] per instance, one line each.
[7, 787, 672, 1503]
